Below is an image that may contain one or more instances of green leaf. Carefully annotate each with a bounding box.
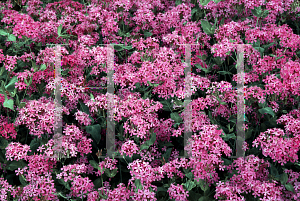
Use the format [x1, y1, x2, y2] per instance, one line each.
[218, 71, 232, 75]
[58, 179, 70, 190]
[0, 138, 8, 149]
[221, 133, 236, 141]
[89, 160, 101, 171]
[134, 179, 143, 190]
[7, 34, 16, 42]
[170, 112, 183, 123]
[245, 128, 253, 140]
[149, 132, 156, 145]
[147, 81, 159, 87]
[142, 91, 150, 99]
[220, 18, 225, 26]
[262, 42, 275, 50]
[280, 172, 288, 185]
[57, 24, 63, 36]
[116, 7, 125, 13]
[226, 124, 234, 133]
[228, 116, 236, 124]
[221, 157, 233, 166]
[275, 56, 284, 61]
[191, 8, 198, 16]
[140, 143, 150, 150]
[93, 178, 102, 189]
[6, 174, 15, 185]
[258, 101, 267, 108]
[78, 101, 94, 123]
[195, 64, 210, 73]
[6, 160, 27, 171]
[162, 142, 174, 147]
[196, 179, 209, 192]
[213, 0, 222, 3]
[199, 0, 211, 6]
[162, 148, 172, 162]
[156, 187, 167, 192]
[198, 196, 211, 201]
[254, 46, 264, 58]
[3, 98, 14, 111]
[118, 29, 124, 36]
[140, 133, 156, 150]
[214, 57, 223, 65]
[185, 172, 194, 179]
[105, 168, 118, 177]
[19, 175, 27, 186]
[270, 164, 279, 177]
[196, 54, 207, 61]
[39, 64, 47, 71]
[85, 124, 101, 144]
[114, 44, 124, 51]
[61, 68, 70, 76]
[188, 191, 202, 201]
[249, 147, 260, 155]
[0, 29, 8, 36]
[258, 107, 275, 117]
[261, 10, 269, 18]
[201, 20, 214, 35]
[5, 76, 18, 93]
[90, 93, 95, 102]
[144, 32, 153, 37]
[251, 6, 262, 17]
[183, 180, 196, 191]
[160, 100, 173, 111]
[19, 102, 26, 109]
[175, 0, 182, 6]
[284, 183, 295, 193]
[0, 67, 5, 76]
[123, 45, 133, 50]
[254, 47, 264, 53]
[252, 39, 260, 47]
[0, 150, 4, 164]
[29, 138, 40, 153]
[174, 99, 183, 106]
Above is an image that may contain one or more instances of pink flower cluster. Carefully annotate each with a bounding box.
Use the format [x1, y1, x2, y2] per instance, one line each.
[0, 115, 17, 139]
[167, 183, 189, 201]
[253, 110, 300, 165]
[14, 96, 70, 138]
[5, 142, 31, 161]
[74, 110, 92, 126]
[3, 55, 17, 72]
[96, 157, 118, 177]
[120, 139, 139, 157]
[185, 124, 232, 184]
[215, 155, 283, 200]
[38, 124, 92, 158]
[0, 0, 299, 199]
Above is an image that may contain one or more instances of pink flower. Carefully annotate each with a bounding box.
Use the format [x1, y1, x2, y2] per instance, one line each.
[3, 55, 17, 72]
[120, 139, 139, 157]
[74, 110, 92, 126]
[167, 183, 189, 201]
[5, 142, 31, 161]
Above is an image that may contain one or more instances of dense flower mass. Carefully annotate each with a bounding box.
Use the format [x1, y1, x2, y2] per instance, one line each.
[0, 0, 299, 200]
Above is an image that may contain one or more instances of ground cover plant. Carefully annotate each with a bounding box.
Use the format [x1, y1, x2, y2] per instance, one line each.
[0, 0, 300, 200]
